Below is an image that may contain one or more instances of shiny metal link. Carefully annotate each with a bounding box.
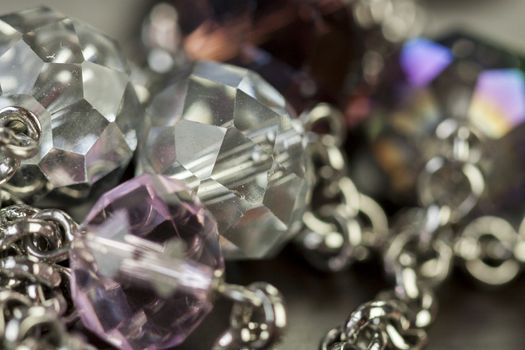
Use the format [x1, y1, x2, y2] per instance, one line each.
[418, 119, 486, 223]
[417, 157, 484, 223]
[0, 107, 41, 185]
[320, 217, 447, 350]
[300, 103, 346, 148]
[321, 300, 427, 350]
[455, 215, 524, 285]
[320, 119, 488, 350]
[298, 104, 388, 271]
[0, 205, 90, 349]
[0, 206, 78, 264]
[1, 295, 94, 350]
[214, 282, 286, 350]
[384, 209, 453, 288]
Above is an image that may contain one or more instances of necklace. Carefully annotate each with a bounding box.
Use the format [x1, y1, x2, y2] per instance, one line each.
[0, 2, 523, 350]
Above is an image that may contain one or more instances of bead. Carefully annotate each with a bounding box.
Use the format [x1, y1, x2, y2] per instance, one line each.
[142, 0, 423, 114]
[137, 61, 312, 259]
[70, 174, 223, 350]
[0, 7, 142, 206]
[353, 34, 525, 209]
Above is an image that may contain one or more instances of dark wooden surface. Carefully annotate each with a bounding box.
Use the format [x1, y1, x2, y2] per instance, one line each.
[177, 248, 525, 350]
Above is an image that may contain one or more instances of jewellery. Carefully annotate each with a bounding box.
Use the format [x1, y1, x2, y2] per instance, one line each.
[0, 176, 286, 350]
[317, 34, 525, 349]
[0, 2, 524, 350]
[140, 0, 423, 115]
[296, 103, 388, 271]
[137, 60, 311, 259]
[0, 7, 289, 350]
[70, 174, 286, 350]
[0, 6, 142, 210]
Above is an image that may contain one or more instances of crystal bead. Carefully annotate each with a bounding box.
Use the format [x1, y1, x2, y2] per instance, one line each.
[141, 0, 422, 115]
[137, 61, 311, 259]
[0, 7, 142, 206]
[70, 174, 223, 350]
[354, 34, 525, 211]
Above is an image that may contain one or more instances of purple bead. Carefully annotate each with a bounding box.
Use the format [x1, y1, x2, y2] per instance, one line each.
[70, 174, 223, 350]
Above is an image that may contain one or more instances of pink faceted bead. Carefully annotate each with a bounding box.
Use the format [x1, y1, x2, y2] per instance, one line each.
[70, 174, 223, 350]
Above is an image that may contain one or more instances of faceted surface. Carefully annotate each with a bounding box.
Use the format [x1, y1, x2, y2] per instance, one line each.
[70, 174, 223, 350]
[138, 61, 311, 259]
[356, 34, 525, 207]
[0, 7, 142, 204]
[142, 0, 422, 114]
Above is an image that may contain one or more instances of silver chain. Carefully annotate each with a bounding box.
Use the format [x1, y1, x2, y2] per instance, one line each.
[1, 100, 523, 349]
[0, 110, 92, 349]
[0, 106, 41, 186]
[297, 104, 389, 272]
[0, 205, 93, 350]
[455, 215, 525, 286]
[214, 281, 287, 350]
[0, 112, 286, 349]
[0, 204, 287, 350]
[317, 115, 525, 349]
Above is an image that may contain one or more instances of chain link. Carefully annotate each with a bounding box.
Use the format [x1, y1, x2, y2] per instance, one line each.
[455, 215, 525, 285]
[0, 107, 41, 185]
[297, 104, 388, 271]
[214, 281, 287, 350]
[0, 99, 522, 349]
[0, 205, 91, 349]
[0, 202, 288, 350]
[320, 118, 490, 350]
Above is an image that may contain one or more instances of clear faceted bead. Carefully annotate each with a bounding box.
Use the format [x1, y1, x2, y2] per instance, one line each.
[137, 61, 311, 259]
[0, 7, 142, 204]
[70, 174, 223, 350]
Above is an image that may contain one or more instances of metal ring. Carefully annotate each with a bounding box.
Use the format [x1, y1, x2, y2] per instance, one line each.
[301, 103, 345, 147]
[214, 282, 286, 350]
[434, 118, 485, 163]
[417, 157, 485, 222]
[26, 210, 78, 262]
[309, 141, 348, 181]
[300, 207, 362, 271]
[0, 256, 62, 288]
[0, 106, 41, 184]
[0, 218, 57, 252]
[0, 106, 41, 141]
[342, 300, 427, 350]
[384, 227, 453, 287]
[457, 216, 520, 285]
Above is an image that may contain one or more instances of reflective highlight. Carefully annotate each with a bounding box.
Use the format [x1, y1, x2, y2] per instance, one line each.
[400, 38, 452, 87]
[469, 69, 525, 138]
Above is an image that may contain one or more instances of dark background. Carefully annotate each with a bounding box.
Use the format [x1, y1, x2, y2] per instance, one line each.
[1, 1, 524, 349]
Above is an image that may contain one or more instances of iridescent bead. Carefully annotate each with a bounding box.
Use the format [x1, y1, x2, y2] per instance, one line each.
[70, 174, 223, 350]
[0, 7, 142, 207]
[354, 34, 525, 213]
[137, 61, 311, 259]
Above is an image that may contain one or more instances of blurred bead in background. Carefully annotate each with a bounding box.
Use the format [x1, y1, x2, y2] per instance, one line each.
[140, 0, 423, 118]
[352, 33, 525, 223]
